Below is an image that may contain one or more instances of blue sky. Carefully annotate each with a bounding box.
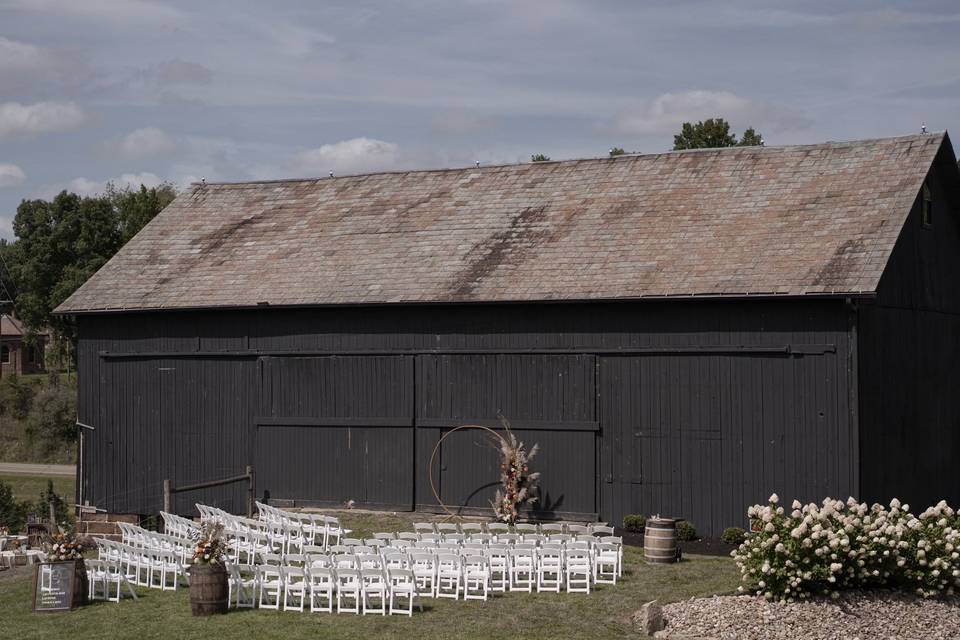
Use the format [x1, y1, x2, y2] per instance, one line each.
[1, 0, 959, 239]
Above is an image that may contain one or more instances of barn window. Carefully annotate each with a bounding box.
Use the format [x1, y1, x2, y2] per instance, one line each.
[921, 181, 933, 227]
[0, 344, 8, 363]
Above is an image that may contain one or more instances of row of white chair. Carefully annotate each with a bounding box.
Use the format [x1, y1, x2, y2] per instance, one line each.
[160, 511, 199, 540]
[411, 521, 615, 536]
[227, 561, 420, 616]
[85, 559, 139, 602]
[94, 538, 187, 591]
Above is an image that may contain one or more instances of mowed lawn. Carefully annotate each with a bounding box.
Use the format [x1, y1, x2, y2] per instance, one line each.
[0, 510, 739, 639]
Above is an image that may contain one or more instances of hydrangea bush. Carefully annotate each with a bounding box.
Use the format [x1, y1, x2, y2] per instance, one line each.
[734, 494, 960, 601]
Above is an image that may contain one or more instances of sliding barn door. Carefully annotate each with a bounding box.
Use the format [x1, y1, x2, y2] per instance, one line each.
[256, 356, 414, 509]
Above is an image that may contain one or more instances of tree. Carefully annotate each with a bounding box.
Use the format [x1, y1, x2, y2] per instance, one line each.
[609, 147, 626, 157]
[531, 153, 551, 162]
[673, 118, 763, 150]
[8, 183, 176, 348]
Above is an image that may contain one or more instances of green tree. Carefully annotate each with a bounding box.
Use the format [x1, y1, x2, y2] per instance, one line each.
[9, 183, 176, 346]
[609, 147, 626, 157]
[739, 127, 763, 147]
[531, 153, 551, 162]
[673, 118, 763, 150]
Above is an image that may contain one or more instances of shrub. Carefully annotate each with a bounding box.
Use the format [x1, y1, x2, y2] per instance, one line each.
[734, 494, 960, 601]
[24, 384, 77, 456]
[721, 527, 747, 545]
[0, 373, 35, 420]
[676, 519, 697, 541]
[623, 514, 646, 533]
[0, 480, 28, 533]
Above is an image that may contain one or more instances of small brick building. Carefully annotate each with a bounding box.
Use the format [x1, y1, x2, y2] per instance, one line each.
[0, 313, 47, 377]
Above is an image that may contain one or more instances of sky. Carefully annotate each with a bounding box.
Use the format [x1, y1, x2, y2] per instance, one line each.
[1, 0, 959, 240]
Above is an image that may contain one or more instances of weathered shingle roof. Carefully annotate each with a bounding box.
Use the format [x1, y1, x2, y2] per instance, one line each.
[57, 132, 950, 313]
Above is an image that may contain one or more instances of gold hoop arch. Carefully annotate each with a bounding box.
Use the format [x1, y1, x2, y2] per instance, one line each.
[427, 424, 508, 521]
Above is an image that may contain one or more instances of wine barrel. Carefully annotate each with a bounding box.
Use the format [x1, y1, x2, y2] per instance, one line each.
[644, 517, 678, 564]
[189, 564, 228, 616]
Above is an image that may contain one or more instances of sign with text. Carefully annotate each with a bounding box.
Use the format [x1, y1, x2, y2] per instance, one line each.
[32, 561, 77, 613]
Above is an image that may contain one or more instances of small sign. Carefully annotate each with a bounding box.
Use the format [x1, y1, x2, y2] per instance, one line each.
[32, 561, 77, 613]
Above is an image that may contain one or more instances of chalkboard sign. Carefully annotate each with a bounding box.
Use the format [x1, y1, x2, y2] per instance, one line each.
[32, 561, 78, 613]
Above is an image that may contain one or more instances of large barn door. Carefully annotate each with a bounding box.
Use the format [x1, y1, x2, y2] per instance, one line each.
[601, 351, 849, 536]
[415, 354, 598, 519]
[256, 356, 414, 509]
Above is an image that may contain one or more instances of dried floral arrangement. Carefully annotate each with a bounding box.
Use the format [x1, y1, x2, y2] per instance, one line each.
[191, 521, 228, 565]
[45, 530, 84, 561]
[491, 420, 540, 524]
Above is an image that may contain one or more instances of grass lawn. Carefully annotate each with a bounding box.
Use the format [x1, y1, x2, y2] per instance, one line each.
[0, 474, 75, 502]
[0, 511, 739, 640]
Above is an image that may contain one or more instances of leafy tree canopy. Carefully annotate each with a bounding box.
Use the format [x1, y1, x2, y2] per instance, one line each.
[531, 153, 551, 162]
[6, 183, 176, 347]
[673, 118, 763, 150]
[609, 147, 626, 157]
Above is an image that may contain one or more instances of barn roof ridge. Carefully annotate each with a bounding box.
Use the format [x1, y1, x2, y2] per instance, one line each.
[56, 131, 952, 314]
[193, 131, 946, 187]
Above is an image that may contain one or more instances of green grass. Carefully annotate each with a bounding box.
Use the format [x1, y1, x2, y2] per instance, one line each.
[0, 474, 75, 503]
[0, 511, 739, 639]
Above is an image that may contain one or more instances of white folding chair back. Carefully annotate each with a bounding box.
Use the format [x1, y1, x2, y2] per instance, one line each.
[387, 568, 420, 616]
[434, 553, 462, 600]
[257, 565, 284, 609]
[462, 555, 490, 601]
[336, 568, 361, 614]
[361, 568, 388, 615]
[282, 566, 307, 612]
[566, 549, 592, 594]
[308, 565, 335, 613]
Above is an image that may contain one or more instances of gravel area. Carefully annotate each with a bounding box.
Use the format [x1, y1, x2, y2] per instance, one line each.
[660, 590, 960, 640]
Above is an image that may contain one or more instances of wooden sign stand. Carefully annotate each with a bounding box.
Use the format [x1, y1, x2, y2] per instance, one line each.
[31, 560, 87, 613]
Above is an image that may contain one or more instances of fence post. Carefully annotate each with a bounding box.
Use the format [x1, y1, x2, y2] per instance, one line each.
[246, 465, 254, 519]
[163, 478, 171, 514]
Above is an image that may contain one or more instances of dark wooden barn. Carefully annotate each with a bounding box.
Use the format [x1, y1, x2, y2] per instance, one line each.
[57, 132, 960, 536]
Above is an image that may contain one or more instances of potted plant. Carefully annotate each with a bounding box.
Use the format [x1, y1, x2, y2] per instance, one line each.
[189, 522, 229, 615]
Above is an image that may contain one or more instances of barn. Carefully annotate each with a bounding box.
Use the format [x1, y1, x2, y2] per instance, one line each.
[57, 132, 960, 536]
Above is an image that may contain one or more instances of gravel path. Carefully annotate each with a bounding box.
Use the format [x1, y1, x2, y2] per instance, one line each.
[660, 590, 960, 640]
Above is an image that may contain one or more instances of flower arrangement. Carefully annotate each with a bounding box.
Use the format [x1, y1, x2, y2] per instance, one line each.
[0, 526, 9, 537]
[490, 421, 540, 525]
[191, 522, 227, 565]
[734, 494, 960, 601]
[44, 530, 84, 561]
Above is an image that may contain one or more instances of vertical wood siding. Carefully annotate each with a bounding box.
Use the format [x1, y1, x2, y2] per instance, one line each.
[77, 299, 855, 534]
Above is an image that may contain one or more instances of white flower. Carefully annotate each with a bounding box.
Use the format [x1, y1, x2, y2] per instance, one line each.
[769, 493, 780, 504]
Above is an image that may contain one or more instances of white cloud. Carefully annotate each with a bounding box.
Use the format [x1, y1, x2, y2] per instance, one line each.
[0, 164, 27, 188]
[294, 138, 403, 175]
[0, 214, 13, 240]
[107, 127, 178, 159]
[0, 37, 57, 75]
[37, 172, 164, 199]
[139, 59, 213, 86]
[600, 90, 810, 136]
[0, 101, 87, 140]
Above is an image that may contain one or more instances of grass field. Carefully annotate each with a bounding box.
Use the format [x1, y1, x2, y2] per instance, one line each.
[0, 511, 739, 639]
[0, 474, 75, 502]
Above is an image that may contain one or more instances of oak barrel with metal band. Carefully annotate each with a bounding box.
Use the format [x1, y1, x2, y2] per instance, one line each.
[643, 517, 678, 564]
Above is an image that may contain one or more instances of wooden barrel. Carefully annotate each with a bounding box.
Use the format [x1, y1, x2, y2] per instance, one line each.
[189, 564, 228, 616]
[644, 518, 678, 564]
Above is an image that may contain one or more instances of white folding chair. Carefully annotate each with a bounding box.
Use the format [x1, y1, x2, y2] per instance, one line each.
[595, 542, 619, 585]
[414, 522, 436, 536]
[485, 544, 510, 592]
[566, 549, 592, 594]
[509, 547, 536, 592]
[308, 565, 336, 613]
[257, 565, 284, 609]
[387, 568, 421, 616]
[462, 555, 490, 601]
[226, 562, 258, 608]
[361, 568, 388, 615]
[460, 522, 484, 535]
[600, 535, 624, 577]
[486, 522, 510, 536]
[541, 523, 565, 535]
[536, 548, 563, 593]
[283, 566, 308, 612]
[336, 568, 361, 614]
[102, 559, 139, 602]
[435, 553, 462, 600]
[409, 551, 436, 598]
